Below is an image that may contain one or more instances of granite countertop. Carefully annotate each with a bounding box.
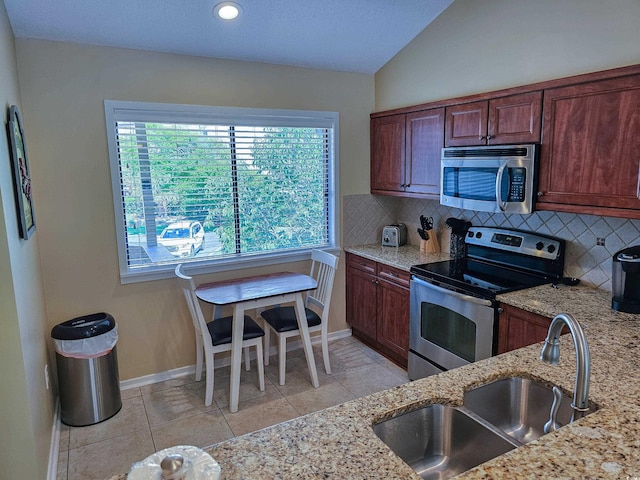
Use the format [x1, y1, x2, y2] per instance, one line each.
[112, 247, 640, 479]
[344, 244, 450, 271]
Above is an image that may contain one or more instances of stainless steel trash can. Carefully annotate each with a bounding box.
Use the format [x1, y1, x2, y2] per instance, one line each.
[52, 313, 122, 426]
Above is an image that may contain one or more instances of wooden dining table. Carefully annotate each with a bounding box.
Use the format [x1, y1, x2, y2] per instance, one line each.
[195, 271, 320, 413]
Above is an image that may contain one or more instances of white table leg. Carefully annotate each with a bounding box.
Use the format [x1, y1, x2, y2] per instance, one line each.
[229, 303, 244, 413]
[294, 293, 319, 388]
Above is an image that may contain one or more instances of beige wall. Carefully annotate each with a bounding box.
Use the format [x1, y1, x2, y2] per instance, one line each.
[375, 0, 640, 111]
[15, 39, 373, 381]
[0, 1, 53, 478]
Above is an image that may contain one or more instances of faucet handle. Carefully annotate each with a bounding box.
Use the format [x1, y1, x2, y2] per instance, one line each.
[544, 386, 563, 434]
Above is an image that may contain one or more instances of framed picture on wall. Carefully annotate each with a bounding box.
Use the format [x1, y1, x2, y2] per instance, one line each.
[7, 105, 35, 239]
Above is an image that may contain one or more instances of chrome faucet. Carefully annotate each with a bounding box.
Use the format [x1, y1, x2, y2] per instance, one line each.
[540, 313, 591, 425]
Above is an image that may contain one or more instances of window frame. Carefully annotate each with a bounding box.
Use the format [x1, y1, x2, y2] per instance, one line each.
[104, 100, 340, 284]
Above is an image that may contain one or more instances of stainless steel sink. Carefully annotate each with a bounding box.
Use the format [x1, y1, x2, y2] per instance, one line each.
[373, 404, 517, 480]
[373, 377, 596, 479]
[463, 376, 580, 444]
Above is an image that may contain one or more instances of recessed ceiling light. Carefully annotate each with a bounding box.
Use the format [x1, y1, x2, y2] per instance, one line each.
[213, 2, 242, 21]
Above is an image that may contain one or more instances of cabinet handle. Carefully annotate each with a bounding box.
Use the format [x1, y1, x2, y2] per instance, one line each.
[537, 191, 544, 197]
[371, 279, 379, 285]
[486, 134, 493, 140]
[479, 135, 486, 141]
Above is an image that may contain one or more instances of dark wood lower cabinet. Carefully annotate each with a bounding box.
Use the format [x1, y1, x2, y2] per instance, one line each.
[375, 276, 410, 362]
[497, 304, 553, 354]
[346, 264, 378, 340]
[346, 253, 410, 367]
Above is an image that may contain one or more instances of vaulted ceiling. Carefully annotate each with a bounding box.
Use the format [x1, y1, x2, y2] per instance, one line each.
[4, 0, 453, 74]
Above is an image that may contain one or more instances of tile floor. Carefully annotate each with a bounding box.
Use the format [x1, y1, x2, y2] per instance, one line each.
[56, 336, 409, 480]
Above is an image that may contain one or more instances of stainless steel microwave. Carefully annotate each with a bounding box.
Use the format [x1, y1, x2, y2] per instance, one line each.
[440, 144, 538, 214]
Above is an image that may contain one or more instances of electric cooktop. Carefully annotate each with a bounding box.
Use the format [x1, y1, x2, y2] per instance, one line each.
[410, 227, 566, 299]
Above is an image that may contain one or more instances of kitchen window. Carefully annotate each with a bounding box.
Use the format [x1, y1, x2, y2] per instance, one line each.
[104, 100, 339, 283]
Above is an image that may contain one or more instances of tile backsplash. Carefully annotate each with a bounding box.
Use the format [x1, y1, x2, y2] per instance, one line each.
[343, 194, 640, 292]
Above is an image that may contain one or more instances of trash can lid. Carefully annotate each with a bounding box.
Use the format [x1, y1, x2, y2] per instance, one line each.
[51, 312, 116, 340]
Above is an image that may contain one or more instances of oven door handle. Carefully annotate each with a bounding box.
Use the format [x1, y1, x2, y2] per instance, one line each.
[413, 277, 494, 307]
[495, 161, 508, 212]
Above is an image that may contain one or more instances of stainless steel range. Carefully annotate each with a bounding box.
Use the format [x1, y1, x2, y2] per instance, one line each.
[408, 226, 565, 380]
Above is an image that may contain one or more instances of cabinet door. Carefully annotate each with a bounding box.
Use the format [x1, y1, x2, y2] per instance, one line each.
[538, 75, 640, 211]
[371, 114, 406, 192]
[445, 101, 488, 147]
[377, 276, 410, 366]
[405, 108, 444, 196]
[497, 304, 551, 354]
[346, 265, 378, 341]
[487, 92, 542, 145]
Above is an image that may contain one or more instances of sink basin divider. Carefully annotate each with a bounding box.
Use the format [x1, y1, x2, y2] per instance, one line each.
[455, 406, 523, 448]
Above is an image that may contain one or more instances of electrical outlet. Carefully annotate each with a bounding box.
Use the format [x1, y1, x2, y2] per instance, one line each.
[44, 364, 50, 390]
[596, 237, 606, 246]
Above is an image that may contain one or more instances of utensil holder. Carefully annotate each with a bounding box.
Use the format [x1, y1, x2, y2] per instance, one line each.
[450, 233, 466, 259]
[420, 230, 440, 253]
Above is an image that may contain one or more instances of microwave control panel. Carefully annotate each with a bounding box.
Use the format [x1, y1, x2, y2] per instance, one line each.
[508, 168, 526, 201]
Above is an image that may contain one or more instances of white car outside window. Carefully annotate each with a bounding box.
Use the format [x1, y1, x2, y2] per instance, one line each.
[158, 221, 205, 257]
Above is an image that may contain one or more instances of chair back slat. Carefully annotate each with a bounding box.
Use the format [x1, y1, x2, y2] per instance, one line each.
[175, 264, 208, 339]
[306, 250, 339, 314]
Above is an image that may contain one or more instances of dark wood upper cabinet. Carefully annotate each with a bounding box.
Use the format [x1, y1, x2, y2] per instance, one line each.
[445, 92, 542, 147]
[444, 101, 488, 146]
[371, 63, 640, 216]
[370, 114, 406, 192]
[404, 108, 444, 196]
[371, 109, 443, 198]
[538, 74, 640, 215]
[488, 92, 542, 145]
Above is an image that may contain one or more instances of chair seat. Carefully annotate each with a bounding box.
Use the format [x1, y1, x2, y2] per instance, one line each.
[207, 316, 265, 346]
[261, 306, 321, 333]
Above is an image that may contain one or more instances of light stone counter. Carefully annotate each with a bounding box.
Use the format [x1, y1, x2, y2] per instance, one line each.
[111, 250, 640, 479]
[344, 243, 450, 271]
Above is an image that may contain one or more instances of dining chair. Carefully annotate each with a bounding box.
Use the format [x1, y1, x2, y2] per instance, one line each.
[260, 250, 339, 385]
[175, 264, 265, 407]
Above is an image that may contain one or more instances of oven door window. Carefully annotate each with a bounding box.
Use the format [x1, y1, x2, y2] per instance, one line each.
[420, 302, 476, 363]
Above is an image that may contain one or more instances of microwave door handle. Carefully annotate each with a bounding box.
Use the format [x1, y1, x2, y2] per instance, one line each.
[495, 162, 508, 212]
[413, 277, 493, 307]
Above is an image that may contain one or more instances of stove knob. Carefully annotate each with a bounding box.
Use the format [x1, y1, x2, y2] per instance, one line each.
[476, 232, 482, 239]
[547, 244, 556, 254]
[467, 231, 474, 237]
[536, 241, 544, 250]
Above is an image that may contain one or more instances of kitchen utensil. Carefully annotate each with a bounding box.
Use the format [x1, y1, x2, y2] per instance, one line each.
[445, 218, 471, 258]
[420, 215, 434, 231]
[417, 228, 429, 240]
[445, 217, 471, 234]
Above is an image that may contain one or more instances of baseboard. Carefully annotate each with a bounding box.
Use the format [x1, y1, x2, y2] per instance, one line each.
[120, 328, 352, 391]
[120, 364, 197, 390]
[47, 398, 61, 480]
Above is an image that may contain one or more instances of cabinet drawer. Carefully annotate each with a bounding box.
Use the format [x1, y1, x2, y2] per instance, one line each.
[377, 264, 411, 288]
[347, 253, 377, 274]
